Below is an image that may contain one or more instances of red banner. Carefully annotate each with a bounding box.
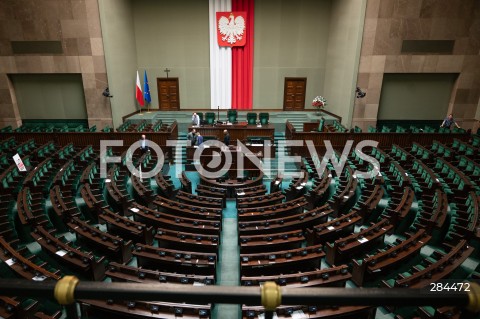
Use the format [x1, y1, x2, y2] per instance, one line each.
[216, 12, 247, 47]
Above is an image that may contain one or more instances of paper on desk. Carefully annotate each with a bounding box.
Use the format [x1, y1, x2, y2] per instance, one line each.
[193, 281, 205, 286]
[56, 250, 68, 257]
[291, 310, 308, 319]
[258, 313, 278, 319]
[357, 237, 369, 244]
[32, 275, 47, 281]
[130, 207, 140, 213]
[5, 258, 15, 266]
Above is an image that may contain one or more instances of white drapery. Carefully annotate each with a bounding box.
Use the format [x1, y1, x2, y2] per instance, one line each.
[209, 0, 232, 109]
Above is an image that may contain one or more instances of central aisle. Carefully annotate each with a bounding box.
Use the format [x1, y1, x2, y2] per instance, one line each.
[213, 199, 241, 319]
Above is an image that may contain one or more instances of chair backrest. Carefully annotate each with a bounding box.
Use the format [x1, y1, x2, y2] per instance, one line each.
[197, 112, 204, 121]
[259, 113, 269, 124]
[318, 119, 325, 132]
[228, 113, 237, 123]
[205, 112, 215, 124]
[247, 113, 257, 125]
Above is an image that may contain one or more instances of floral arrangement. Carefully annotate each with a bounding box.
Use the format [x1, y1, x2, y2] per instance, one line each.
[312, 96, 327, 109]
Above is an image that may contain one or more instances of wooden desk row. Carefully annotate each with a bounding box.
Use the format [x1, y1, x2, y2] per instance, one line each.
[237, 197, 308, 222]
[237, 191, 285, 208]
[0, 296, 61, 319]
[325, 218, 393, 266]
[67, 216, 133, 264]
[17, 187, 49, 226]
[305, 171, 332, 210]
[0, 236, 61, 281]
[80, 183, 108, 215]
[81, 299, 211, 319]
[98, 208, 154, 245]
[241, 264, 350, 288]
[31, 225, 106, 281]
[240, 229, 304, 254]
[50, 185, 80, 219]
[352, 228, 431, 286]
[176, 190, 225, 208]
[382, 239, 474, 288]
[153, 196, 222, 221]
[107, 262, 215, 285]
[242, 305, 375, 319]
[156, 228, 219, 254]
[105, 164, 133, 216]
[238, 204, 334, 236]
[131, 204, 221, 236]
[134, 244, 216, 277]
[240, 244, 325, 276]
[381, 186, 414, 226]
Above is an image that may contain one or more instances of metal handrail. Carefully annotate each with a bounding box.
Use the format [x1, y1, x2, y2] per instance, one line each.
[0, 277, 478, 319]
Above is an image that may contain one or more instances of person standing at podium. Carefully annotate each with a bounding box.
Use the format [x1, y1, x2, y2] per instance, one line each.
[223, 129, 230, 146]
[140, 134, 149, 154]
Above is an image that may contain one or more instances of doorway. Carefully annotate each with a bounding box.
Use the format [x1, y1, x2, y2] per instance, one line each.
[157, 78, 180, 110]
[283, 77, 306, 110]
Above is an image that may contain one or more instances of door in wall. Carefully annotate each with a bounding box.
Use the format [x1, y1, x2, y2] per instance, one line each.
[283, 77, 306, 110]
[157, 78, 180, 110]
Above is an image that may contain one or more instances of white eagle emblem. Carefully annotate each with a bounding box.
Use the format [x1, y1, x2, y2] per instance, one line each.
[218, 13, 245, 44]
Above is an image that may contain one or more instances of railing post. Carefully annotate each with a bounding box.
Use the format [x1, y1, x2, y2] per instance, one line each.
[54, 276, 80, 319]
[261, 282, 281, 319]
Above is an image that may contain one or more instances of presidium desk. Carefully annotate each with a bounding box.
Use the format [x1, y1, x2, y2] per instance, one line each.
[188, 123, 275, 144]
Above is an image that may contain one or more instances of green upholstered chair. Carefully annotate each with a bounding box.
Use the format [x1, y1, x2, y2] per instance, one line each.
[247, 112, 257, 125]
[205, 112, 216, 125]
[227, 110, 237, 123]
[318, 118, 325, 132]
[259, 112, 269, 125]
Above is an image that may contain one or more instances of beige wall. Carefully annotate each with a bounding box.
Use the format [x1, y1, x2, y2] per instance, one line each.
[353, 0, 480, 131]
[132, 0, 210, 109]
[99, 0, 138, 127]
[324, 0, 366, 126]
[0, 0, 112, 129]
[11, 74, 88, 120]
[253, 0, 332, 109]
[377, 73, 457, 120]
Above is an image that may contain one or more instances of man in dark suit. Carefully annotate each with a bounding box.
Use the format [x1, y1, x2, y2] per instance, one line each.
[223, 129, 230, 146]
[196, 133, 204, 146]
[187, 129, 197, 146]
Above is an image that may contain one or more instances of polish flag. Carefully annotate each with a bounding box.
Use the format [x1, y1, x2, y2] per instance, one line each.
[135, 71, 144, 107]
[209, 0, 254, 110]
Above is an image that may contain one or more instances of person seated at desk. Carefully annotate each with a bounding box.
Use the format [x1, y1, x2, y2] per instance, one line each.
[187, 129, 197, 146]
[192, 112, 200, 126]
[196, 132, 204, 146]
[223, 129, 230, 146]
[140, 134, 149, 154]
[440, 114, 460, 129]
